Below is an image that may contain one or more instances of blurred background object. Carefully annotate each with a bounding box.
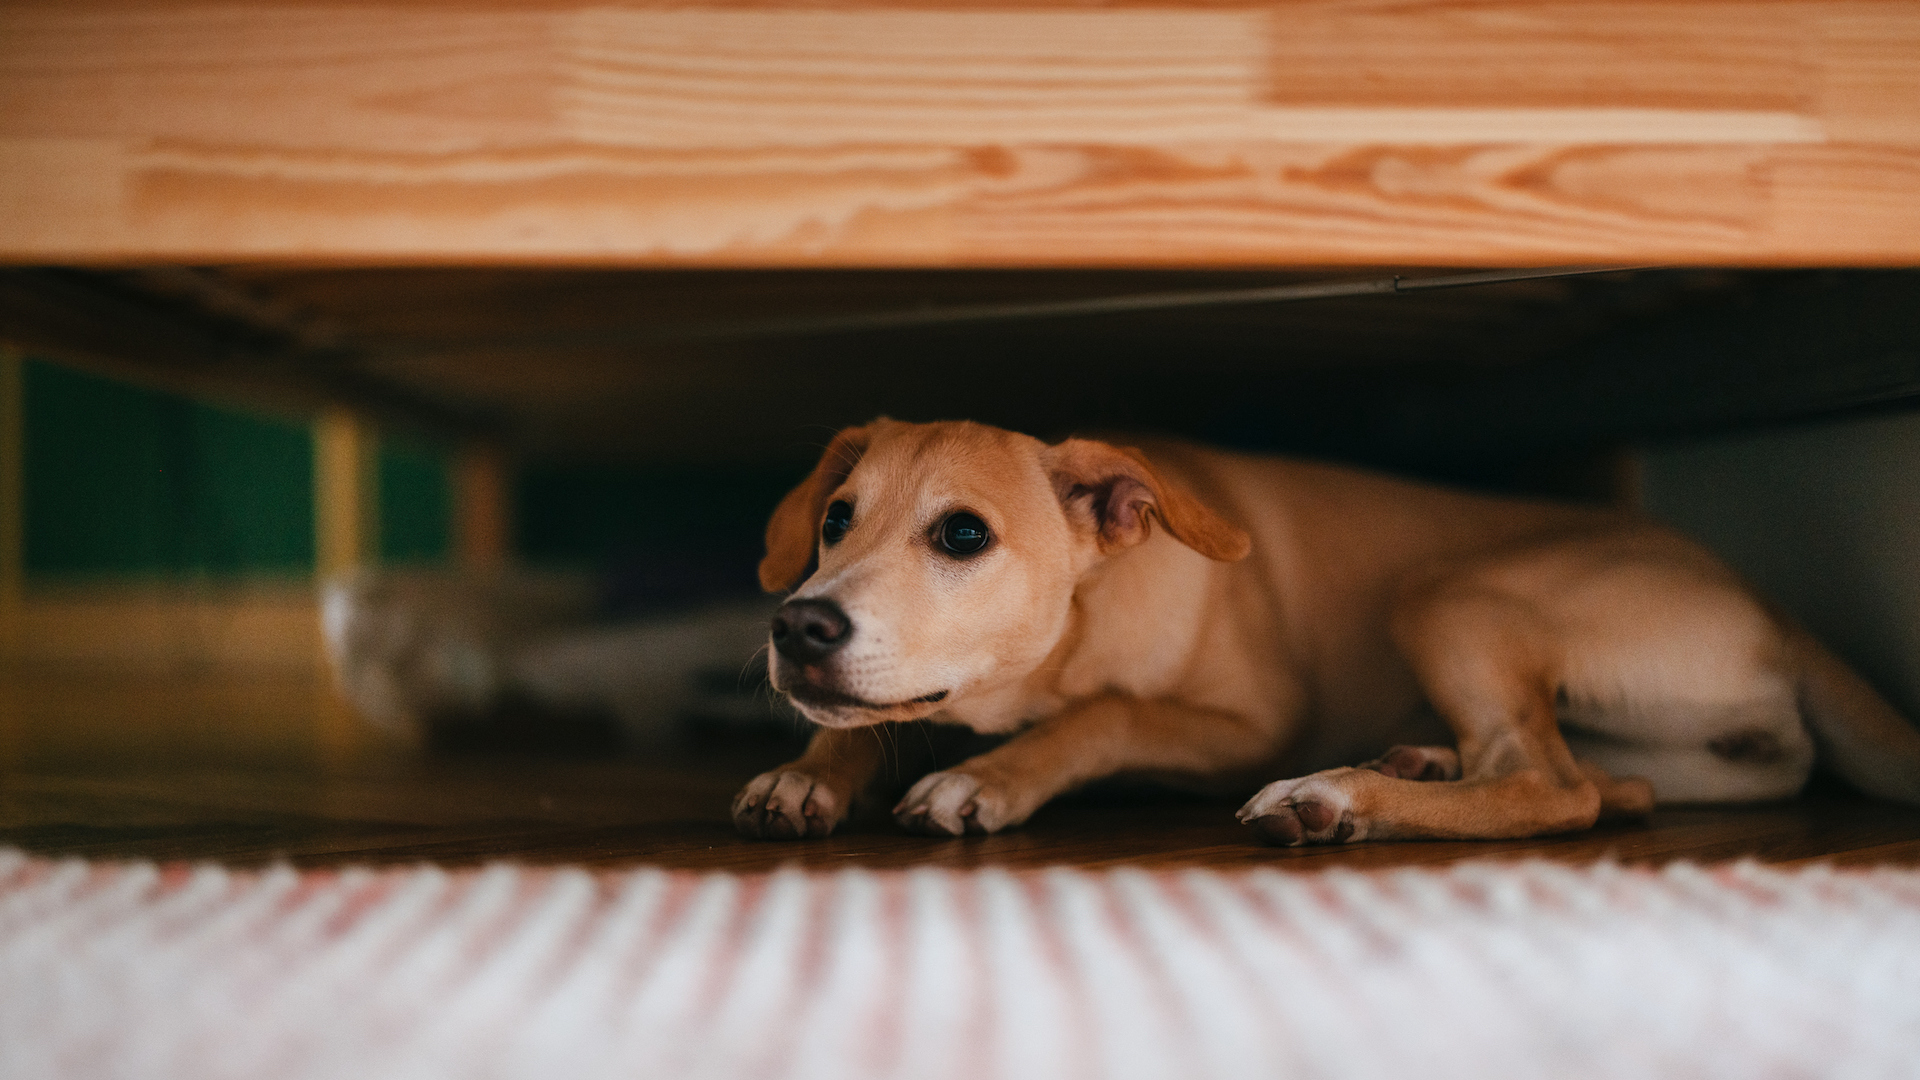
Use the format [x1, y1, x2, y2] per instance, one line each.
[0, 349, 801, 769]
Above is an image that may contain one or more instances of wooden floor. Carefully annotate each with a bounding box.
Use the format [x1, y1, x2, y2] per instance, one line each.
[5, 736, 1920, 873]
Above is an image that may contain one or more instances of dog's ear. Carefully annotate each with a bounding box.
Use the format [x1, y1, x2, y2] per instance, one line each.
[1042, 439, 1252, 562]
[759, 423, 878, 592]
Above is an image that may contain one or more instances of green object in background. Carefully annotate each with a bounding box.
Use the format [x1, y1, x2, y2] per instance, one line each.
[17, 354, 803, 585]
[22, 359, 458, 579]
[23, 360, 316, 577]
[378, 440, 451, 564]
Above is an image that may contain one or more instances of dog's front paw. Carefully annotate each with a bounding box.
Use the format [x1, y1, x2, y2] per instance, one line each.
[893, 769, 1029, 836]
[732, 769, 849, 840]
[1236, 769, 1367, 846]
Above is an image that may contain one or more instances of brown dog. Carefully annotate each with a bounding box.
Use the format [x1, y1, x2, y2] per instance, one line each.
[732, 419, 1920, 844]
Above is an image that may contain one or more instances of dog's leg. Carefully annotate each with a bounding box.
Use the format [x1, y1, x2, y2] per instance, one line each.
[894, 695, 1267, 836]
[733, 725, 892, 840]
[1578, 760, 1659, 820]
[1355, 746, 1651, 815]
[1241, 587, 1649, 844]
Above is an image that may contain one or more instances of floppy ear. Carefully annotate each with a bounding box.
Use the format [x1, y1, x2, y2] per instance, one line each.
[759, 423, 877, 592]
[1042, 439, 1252, 562]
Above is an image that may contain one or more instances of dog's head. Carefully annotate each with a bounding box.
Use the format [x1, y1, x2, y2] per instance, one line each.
[760, 419, 1251, 728]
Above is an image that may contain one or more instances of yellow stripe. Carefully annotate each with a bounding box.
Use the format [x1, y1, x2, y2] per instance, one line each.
[313, 407, 378, 579]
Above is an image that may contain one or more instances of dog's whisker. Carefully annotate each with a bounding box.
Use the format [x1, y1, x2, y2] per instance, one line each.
[913, 719, 939, 772]
[739, 642, 771, 685]
[869, 723, 895, 785]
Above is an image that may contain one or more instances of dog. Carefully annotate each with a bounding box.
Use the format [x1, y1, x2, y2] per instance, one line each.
[732, 418, 1920, 845]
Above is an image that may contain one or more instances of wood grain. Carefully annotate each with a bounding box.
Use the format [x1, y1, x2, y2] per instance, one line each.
[3, 2, 1919, 265]
[3, 663, 1917, 870]
[3, 751, 1917, 871]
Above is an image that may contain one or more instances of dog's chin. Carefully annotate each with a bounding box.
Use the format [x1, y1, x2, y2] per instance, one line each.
[778, 678, 950, 728]
[787, 698, 888, 729]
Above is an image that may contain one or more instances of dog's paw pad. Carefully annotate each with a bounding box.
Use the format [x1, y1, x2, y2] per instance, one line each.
[1245, 802, 1355, 847]
[1294, 799, 1338, 833]
[1238, 772, 1363, 846]
[1248, 808, 1305, 846]
[1362, 745, 1461, 782]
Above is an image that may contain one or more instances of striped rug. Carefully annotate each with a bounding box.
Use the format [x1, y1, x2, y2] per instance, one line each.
[3, 850, 1918, 1080]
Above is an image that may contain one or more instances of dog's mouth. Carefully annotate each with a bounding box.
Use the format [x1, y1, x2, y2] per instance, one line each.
[783, 680, 949, 712]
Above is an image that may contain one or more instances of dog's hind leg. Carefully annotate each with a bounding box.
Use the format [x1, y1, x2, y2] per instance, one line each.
[1360, 745, 1651, 816]
[1790, 623, 1920, 803]
[1242, 583, 1647, 844]
[1578, 760, 1659, 819]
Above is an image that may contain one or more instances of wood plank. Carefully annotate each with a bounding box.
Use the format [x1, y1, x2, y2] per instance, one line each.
[2, 2, 1918, 265]
[4, 667, 1917, 870]
[1266, 4, 1812, 111]
[5, 754, 1919, 871]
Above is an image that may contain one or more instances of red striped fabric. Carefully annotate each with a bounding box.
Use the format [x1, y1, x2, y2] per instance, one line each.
[2, 850, 1918, 1080]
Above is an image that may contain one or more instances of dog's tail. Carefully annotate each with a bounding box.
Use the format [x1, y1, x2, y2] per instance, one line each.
[1792, 627, 1920, 804]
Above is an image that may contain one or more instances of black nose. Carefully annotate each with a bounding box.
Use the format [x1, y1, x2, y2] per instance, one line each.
[771, 599, 852, 664]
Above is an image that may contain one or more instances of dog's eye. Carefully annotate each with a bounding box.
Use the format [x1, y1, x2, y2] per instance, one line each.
[939, 512, 990, 555]
[821, 500, 853, 544]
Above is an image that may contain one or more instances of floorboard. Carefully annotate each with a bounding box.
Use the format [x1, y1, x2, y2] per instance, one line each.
[5, 741, 1918, 872]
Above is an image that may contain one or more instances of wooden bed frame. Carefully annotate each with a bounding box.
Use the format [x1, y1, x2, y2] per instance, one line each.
[5, 1, 1920, 267]
[7, 1, 1920, 449]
